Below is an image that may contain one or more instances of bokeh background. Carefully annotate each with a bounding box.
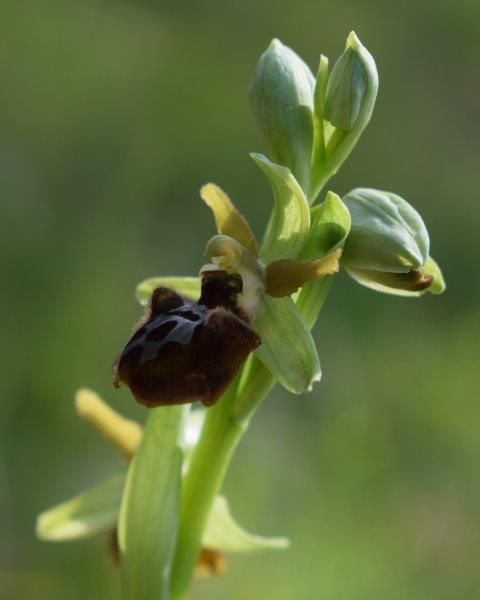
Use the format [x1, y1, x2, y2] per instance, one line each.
[2, 0, 479, 598]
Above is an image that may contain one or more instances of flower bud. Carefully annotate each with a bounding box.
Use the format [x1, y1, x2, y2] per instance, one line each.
[341, 188, 429, 273]
[249, 39, 315, 194]
[324, 32, 376, 131]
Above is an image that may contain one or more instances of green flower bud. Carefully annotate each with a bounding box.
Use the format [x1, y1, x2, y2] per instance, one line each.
[249, 39, 315, 195]
[310, 32, 378, 201]
[342, 188, 429, 273]
[324, 32, 376, 131]
[341, 188, 445, 296]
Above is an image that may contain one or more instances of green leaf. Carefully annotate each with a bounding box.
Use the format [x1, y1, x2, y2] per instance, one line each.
[249, 39, 315, 195]
[251, 153, 311, 263]
[135, 276, 201, 306]
[295, 191, 351, 328]
[36, 473, 125, 542]
[203, 496, 289, 553]
[254, 294, 320, 394]
[119, 406, 183, 600]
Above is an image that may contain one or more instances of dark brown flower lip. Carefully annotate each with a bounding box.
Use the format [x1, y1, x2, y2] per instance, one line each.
[113, 273, 261, 408]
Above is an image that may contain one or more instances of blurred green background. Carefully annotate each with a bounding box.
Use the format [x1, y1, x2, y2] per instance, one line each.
[1, 0, 479, 598]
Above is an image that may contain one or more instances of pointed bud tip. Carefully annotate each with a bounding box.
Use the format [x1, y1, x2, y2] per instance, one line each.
[429, 274, 446, 295]
[346, 31, 361, 50]
[268, 38, 283, 52]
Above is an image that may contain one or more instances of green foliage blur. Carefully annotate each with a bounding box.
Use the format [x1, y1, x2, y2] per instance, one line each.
[1, 0, 479, 598]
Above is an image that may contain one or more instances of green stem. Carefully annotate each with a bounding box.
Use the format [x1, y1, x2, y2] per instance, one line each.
[170, 358, 274, 599]
[170, 280, 333, 598]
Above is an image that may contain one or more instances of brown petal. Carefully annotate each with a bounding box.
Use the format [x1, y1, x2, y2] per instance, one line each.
[265, 250, 341, 298]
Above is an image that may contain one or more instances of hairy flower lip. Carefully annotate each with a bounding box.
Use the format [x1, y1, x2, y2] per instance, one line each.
[113, 276, 261, 408]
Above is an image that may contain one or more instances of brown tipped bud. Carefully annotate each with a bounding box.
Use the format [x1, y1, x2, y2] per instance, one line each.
[113, 272, 260, 408]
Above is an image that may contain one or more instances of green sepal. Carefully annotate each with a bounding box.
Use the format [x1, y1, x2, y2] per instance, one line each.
[119, 406, 183, 599]
[35, 473, 125, 542]
[36, 479, 288, 555]
[249, 39, 315, 195]
[35, 408, 206, 544]
[295, 191, 351, 328]
[254, 294, 320, 394]
[251, 153, 310, 262]
[300, 191, 351, 260]
[203, 496, 289, 553]
[136, 276, 201, 305]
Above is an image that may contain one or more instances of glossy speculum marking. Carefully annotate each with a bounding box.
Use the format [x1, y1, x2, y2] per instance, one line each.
[113, 272, 260, 408]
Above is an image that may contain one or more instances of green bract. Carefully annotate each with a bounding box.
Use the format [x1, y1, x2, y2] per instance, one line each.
[250, 39, 315, 196]
[119, 407, 183, 599]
